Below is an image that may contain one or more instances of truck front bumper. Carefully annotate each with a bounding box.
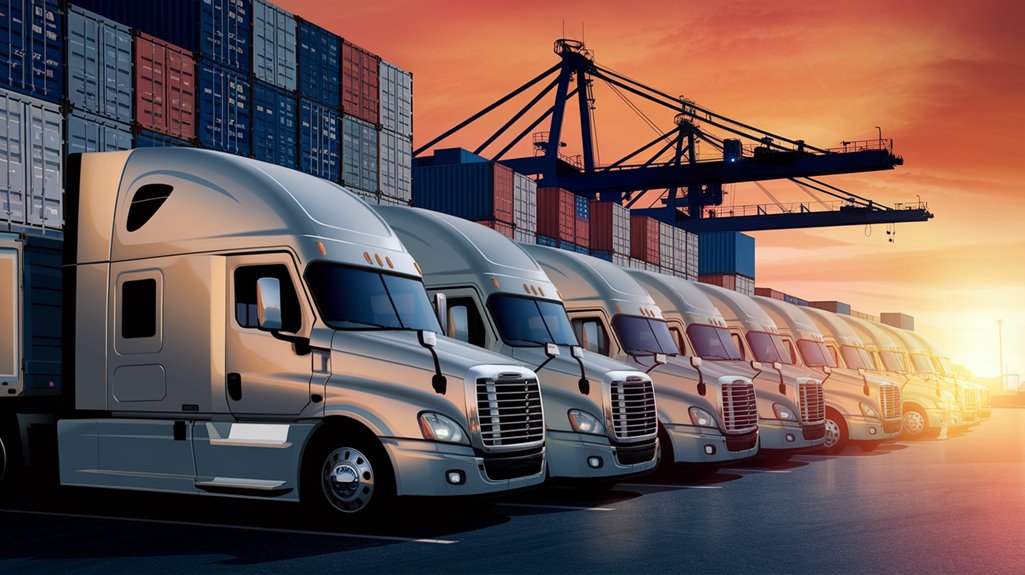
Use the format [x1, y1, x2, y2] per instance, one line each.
[545, 430, 658, 480]
[383, 438, 545, 497]
[664, 423, 758, 463]
[759, 419, 824, 452]
[846, 415, 902, 442]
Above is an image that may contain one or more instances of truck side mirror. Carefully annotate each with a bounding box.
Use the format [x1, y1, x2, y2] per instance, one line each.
[689, 356, 702, 369]
[434, 292, 448, 335]
[545, 343, 560, 358]
[571, 346, 584, 359]
[256, 277, 283, 331]
[654, 353, 667, 366]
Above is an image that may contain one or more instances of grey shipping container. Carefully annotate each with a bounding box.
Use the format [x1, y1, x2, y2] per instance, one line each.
[299, 98, 339, 181]
[0, 88, 62, 230]
[658, 224, 673, 271]
[686, 232, 699, 280]
[253, 0, 297, 91]
[736, 275, 754, 296]
[342, 115, 378, 194]
[880, 312, 914, 331]
[378, 129, 411, 201]
[379, 61, 412, 136]
[66, 6, 133, 124]
[377, 194, 408, 207]
[66, 111, 132, 154]
[513, 172, 537, 236]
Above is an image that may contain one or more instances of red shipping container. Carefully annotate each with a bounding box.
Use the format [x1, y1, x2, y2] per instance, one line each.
[699, 274, 737, 291]
[575, 216, 590, 249]
[537, 187, 575, 242]
[341, 40, 380, 125]
[630, 215, 660, 263]
[475, 220, 514, 240]
[135, 32, 196, 140]
[755, 287, 785, 300]
[589, 201, 614, 252]
[492, 163, 515, 224]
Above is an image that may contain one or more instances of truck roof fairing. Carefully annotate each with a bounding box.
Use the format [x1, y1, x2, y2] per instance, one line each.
[625, 270, 726, 326]
[838, 314, 903, 352]
[754, 296, 825, 342]
[803, 306, 865, 347]
[691, 282, 777, 334]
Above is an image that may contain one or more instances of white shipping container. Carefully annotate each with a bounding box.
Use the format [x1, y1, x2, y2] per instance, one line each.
[613, 202, 630, 255]
[513, 172, 537, 235]
[0, 89, 62, 230]
[659, 224, 673, 270]
[342, 115, 379, 194]
[379, 129, 411, 201]
[513, 228, 535, 244]
[736, 275, 755, 296]
[612, 252, 630, 268]
[378, 194, 409, 207]
[348, 187, 377, 205]
[379, 61, 412, 136]
[253, 0, 298, 91]
[686, 232, 699, 280]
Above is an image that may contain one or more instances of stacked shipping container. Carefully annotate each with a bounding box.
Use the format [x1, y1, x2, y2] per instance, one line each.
[377, 60, 413, 205]
[135, 32, 196, 141]
[512, 172, 537, 243]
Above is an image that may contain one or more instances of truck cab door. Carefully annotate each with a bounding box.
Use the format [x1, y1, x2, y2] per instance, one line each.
[225, 255, 313, 416]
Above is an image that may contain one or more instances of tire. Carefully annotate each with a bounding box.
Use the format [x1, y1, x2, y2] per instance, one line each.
[822, 409, 848, 454]
[902, 405, 929, 440]
[655, 425, 676, 476]
[301, 426, 395, 518]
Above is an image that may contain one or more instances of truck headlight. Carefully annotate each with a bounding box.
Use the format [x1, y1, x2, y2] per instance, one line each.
[859, 402, 879, 418]
[568, 409, 605, 435]
[773, 403, 797, 421]
[419, 412, 469, 445]
[688, 406, 717, 428]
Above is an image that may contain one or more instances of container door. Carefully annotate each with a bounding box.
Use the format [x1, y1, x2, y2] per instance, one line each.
[225, 254, 312, 416]
[0, 242, 21, 395]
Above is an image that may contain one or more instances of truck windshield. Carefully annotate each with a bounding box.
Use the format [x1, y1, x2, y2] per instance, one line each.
[878, 350, 905, 372]
[746, 331, 792, 364]
[612, 315, 680, 357]
[305, 263, 441, 332]
[939, 356, 955, 376]
[487, 295, 578, 347]
[841, 345, 875, 370]
[798, 340, 836, 368]
[687, 324, 741, 360]
[912, 354, 936, 375]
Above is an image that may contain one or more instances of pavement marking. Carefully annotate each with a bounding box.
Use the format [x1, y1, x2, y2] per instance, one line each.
[0, 509, 457, 545]
[619, 483, 722, 490]
[497, 503, 615, 512]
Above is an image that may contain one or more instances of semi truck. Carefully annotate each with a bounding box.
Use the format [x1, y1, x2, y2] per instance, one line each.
[691, 282, 827, 458]
[521, 246, 760, 473]
[905, 331, 990, 420]
[376, 207, 659, 484]
[0, 148, 550, 516]
[752, 296, 903, 453]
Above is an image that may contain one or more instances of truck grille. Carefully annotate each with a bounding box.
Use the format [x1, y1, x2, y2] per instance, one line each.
[879, 384, 902, 419]
[963, 387, 977, 412]
[613, 438, 658, 465]
[609, 377, 658, 441]
[981, 388, 991, 409]
[476, 376, 544, 448]
[799, 382, 825, 423]
[721, 381, 758, 432]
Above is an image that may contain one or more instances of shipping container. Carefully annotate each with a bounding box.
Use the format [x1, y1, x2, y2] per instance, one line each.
[698, 231, 755, 278]
[537, 187, 574, 242]
[297, 18, 339, 107]
[880, 312, 914, 331]
[0, 88, 62, 230]
[736, 275, 754, 296]
[66, 110, 132, 154]
[810, 301, 852, 316]
[574, 194, 590, 249]
[474, 219, 514, 240]
[133, 128, 190, 148]
[379, 129, 411, 201]
[699, 274, 737, 291]
[421, 147, 486, 166]
[252, 80, 297, 168]
[341, 40, 379, 125]
[378, 194, 408, 207]
[135, 32, 196, 140]
[754, 287, 785, 300]
[197, 59, 250, 154]
[630, 215, 660, 264]
[783, 293, 809, 307]
[513, 171, 537, 236]
[589, 200, 630, 255]
[658, 224, 673, 271]
[851, 310, 881, 323]
[412, 161, 514, 223]
[590, 251, 612, 262]
[298, 98, 339, 180]
[66, 6, 132, 123]
[379, 61, 412, 136]
[253, 0, 296, 91]
[6, 234, 62, 393]
[558, 240, 578, 253]
[0, 0, 62, 102]
[612, 252, 629, 268]
[341, 114, 378, 194]
[513, 228, 535, 245]
[536, 235, 557, 247]
[686, 231, 699, 281]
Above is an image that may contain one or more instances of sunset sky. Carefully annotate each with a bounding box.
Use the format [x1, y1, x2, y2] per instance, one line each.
[279, 0, 1024, 379]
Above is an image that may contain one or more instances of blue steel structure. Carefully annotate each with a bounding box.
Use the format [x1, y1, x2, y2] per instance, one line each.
[414, 39, 933, 234]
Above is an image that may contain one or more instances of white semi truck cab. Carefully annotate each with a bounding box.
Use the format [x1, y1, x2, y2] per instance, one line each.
[377, 207, 659, 482]
[754, 297, 903, 452]
[907, 331, 990, 420]
[522, 245, 759, 471]
[0, 149, 548, 515]
[691, 283, 827, 457]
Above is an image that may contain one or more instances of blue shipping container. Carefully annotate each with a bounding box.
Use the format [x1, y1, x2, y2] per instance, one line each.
[252, 81, 297, 169]
[783, 293, 809, 307]
[66, 5, 133, 123]
[66, 111, 132, 154]
[134, 129, 190, 148]
[19, 234, 63, 393]
[197, 59, 250, 154]
[698, 231, 755, 278]
[590, 250, 613, 262]
[536, 235, 557, 247]
[0, 0, 63, 102]
[253, 0, 296, 91]
[574, 194, 589, 219]
[0, 88, 62, 230]
[299, 99, 339, 181]
[298, 18, 339, 107]
[412, 162, 519, 222]
[201, 0, 251, 71]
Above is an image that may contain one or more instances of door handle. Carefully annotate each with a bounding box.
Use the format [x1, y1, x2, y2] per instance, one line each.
[227, 373, 242, 401]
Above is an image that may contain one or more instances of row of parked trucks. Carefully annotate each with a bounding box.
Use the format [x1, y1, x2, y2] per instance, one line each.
[0, 149, 989, 516]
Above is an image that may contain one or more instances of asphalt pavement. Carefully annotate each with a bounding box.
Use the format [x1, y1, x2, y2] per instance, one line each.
[2, 409, 1023, 574]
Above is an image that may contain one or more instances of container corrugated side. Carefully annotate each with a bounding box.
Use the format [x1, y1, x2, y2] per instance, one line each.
[253, 0, 296, 91]
[513, 172, 537, 235]
[0, 0, 62, 102]
[412, 162, 517, 223]
[134, 128, 190, 148]
[0, 88, 62, 230]
[200, 0, 250, 71]
[810, 301, 852, 316]
[513, 228, 535, 244]
[492, 163, 515, 224]
[537, 187, 574, 242]
[574, 194, 590, 249]
[67, 6, 133, 124]
[686, 232, 699, 280]
[880, 312, 914, 331]
[658, 224, 673, 270]
[66, 110, 132, 154]
[754, 287, 785, 300]
[21, 235, 63, 393]
[135, 32, 196, 140]
[379, 61, 412, 136]
[699, 274, 737, 291]
[252, 81, 297, 169]
[197, 59, 250, 154]
[589, 201, 629, 254]
[341, 40, 379, 125]
[783, 293, 809, 307]
[341, 114, 377, 194]
[630, 215, 660, 264]
[698, 231, 755, 278]
[736, 275, 754, 296]
[379, 129, 411, 201]
[298, 18, 339, 107]
[299, 99, 339, 180]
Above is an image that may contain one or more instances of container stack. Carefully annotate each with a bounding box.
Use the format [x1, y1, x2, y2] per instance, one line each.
[783, 293, 809, 307]
[412, 150, 514, 229]
[340, 40, 379, 200]
[754, 287, 785, 300]
[589, 201, 630, 265]
[698, 231, 755, 295]
[657, 226, 695, 280]
[512, 172, 537, 243]
[135, 31, 196, 147]
[573, 195, 590, 254]
[880, 312, 914, 330]
[810, 301, 852, 315]
[536, 187, 576, 252]
[630, 215, 661, 270]
[852, 310, 881, 323]
[378, 61, 413, 206]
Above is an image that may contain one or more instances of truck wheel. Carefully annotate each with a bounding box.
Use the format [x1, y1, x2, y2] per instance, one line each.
[822, 409, 848, 454]
[303, 429, 395, 518]
[902, 405, 929, 439]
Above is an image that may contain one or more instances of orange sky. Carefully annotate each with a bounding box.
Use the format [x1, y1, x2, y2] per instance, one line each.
[278, 0, 1025, 379]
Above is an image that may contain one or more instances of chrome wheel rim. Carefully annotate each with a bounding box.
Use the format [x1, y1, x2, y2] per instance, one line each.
[823, 418, 841, 449]
[321, 447, 375, 513]
[904, 411, 926, 436]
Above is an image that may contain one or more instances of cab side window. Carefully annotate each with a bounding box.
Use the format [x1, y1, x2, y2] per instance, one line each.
[731, 333, 747, 360]
[446, 298, 486, 348]
[669, 326, 688, 355]
[235, 265, 302, 333]
[122, 279, 157, 339]
[784, 339, 797, 364]
[827, 345, 841, 367]
[572, 318, 609, 356]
